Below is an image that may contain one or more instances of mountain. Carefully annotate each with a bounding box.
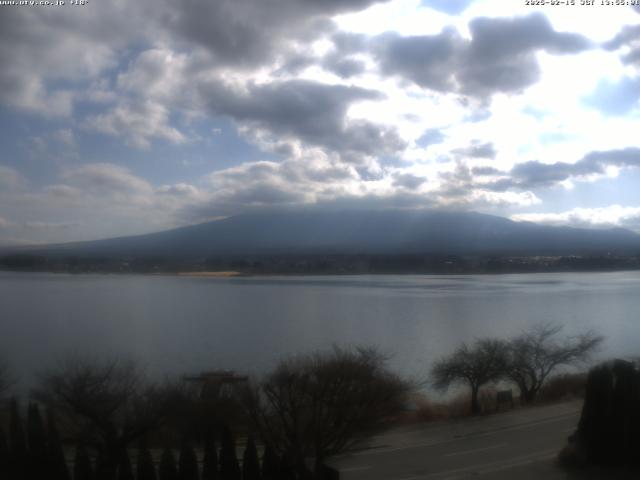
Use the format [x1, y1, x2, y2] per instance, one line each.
[5, 210, 640, 259]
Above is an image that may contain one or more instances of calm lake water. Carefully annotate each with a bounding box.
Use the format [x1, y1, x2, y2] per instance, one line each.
[1, 271, 639, 390]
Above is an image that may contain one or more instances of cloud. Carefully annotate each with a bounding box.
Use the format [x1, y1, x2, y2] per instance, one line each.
[494, 148, 640, 190]
[512, 205, 640, 232]
[429, 150, 640, 207]
[86, 100, 187, 149]
[312, 191, 436, 211]
[178, 154, 435, 220]
[0, 164, 209, 244]
[332, 31, 370, 53]
[154, 0, 387, 68]
[453, 141, 497, 159]
[373, 28, 462, 93]
[184, 161, 310, 218]
[112, 47, 404, 161]
[201, 79, 406, 163]
[0, 0, 387, 116]
[157, 183, 200, 197]
[393, 173, 428, 190]
[116, 49, 191, 103]
[0, 3, 134, 115]
[0, 166, 26, 191]
[43, 185, 83, 199]
[471, 166, 502, 176]
[63, 164, 153, 195]
[22, 221, 82, 232]
[321, 52, 367, 78]
[604, 24, 640, 66]
[372, 13, 591, 97]
[420, 161, 540, 209]
[29, 129, 79, 163]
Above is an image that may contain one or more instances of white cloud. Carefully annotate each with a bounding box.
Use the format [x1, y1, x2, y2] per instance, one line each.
[157, 183, 200, 197]
[512, 205, 640, 231]
[86, 101, 187, 149]
[63, 164, 153, 195]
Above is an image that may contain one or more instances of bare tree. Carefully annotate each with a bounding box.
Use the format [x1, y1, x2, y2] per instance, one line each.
[33, 355, 176, 478]
[506, 323, 603, 404]
[431, 339, 508, 415]
[242, 346, 411, 476]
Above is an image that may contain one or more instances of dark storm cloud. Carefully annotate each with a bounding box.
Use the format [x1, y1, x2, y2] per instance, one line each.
[371, 13, 592, 97]
[201, 79, 406, 162]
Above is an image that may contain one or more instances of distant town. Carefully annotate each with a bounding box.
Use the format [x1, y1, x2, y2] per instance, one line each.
[3, 252, 640, 275]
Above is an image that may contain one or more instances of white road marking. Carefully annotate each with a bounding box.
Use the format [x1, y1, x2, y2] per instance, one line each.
[444, 443, 506, 458]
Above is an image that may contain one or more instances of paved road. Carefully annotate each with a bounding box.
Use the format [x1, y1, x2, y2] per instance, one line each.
[331, 402, 590, 479]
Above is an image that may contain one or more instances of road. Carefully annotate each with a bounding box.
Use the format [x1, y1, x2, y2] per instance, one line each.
[329, 401, 616, 479]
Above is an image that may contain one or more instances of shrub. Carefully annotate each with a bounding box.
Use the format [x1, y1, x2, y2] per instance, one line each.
[537, 373, 587, 403]
[243, 346, 410, 476]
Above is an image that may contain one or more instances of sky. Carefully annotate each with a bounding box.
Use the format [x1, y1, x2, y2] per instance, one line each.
[1, 0, 640, 245]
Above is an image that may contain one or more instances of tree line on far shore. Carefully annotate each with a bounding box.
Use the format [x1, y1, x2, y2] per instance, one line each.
[0, 323, 602, 479]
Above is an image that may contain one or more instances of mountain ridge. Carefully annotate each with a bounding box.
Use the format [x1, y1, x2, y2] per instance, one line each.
[3, 210, 640, 259]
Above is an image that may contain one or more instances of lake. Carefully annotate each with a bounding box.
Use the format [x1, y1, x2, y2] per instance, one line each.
[1, 271, 639, 391]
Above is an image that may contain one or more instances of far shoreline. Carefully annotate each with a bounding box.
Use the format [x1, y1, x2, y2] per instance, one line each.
[2, 267, 640, 278]
[176, 271, 243, 277]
